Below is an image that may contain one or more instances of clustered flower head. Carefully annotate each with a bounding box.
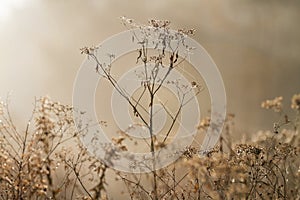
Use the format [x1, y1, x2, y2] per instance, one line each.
[112, 136, 127, 151]
[178, 28, 196, 35]
[120, 16, 134, 25]
[148, 18, 171, 28]
[261, 96, 283, 112]
[197, 117, 211, 131]
[80, 46, 99, 55]
[291, 93, 300, 110]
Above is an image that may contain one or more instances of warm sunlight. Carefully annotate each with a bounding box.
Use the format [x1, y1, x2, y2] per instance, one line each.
[0, 1, 299, 199]
[0, 0, 26, 22]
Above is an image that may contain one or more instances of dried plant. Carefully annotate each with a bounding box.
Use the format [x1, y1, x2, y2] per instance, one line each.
[0, 18, 299, 200]
[0, 97, 109, 199]
[1, 92, 299, 200]
[81, 17, 201, 200]
[291, 94, 300, 111]
[261, 96, 283, 113]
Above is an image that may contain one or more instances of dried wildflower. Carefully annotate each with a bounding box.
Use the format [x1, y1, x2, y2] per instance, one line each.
[121, 16, 133, 24]
[148, 19, 170, 28]
[2, 16, 300, 200]
[80, 46, 99, 55]
[261, 96, 283, 112]
[112, 136, 128, 152]
[112, 136, 125, 145]
[99, 120, 108, 127]
[197, 117, 211, 131]
[191, 81, 198, 88]
[120, 16, 134, 25]
[182, 146, 197, 158]
[178, 28, 196, 35]
[291, 93, 300, 110]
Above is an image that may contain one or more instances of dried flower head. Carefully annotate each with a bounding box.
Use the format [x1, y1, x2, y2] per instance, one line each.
[178, 28, 196, 35]
[120, 16, 135, 25]
[112, 136, 127, 151]
[80, 46, 99, 55]
[291, 93, 300, 110]
[120, 16, 134, 24]
[112, 136, 125, 145]
[261, 96, 283, 112]
[197, 117, 211, 131]
[191, 81, 198, 88]
[148, 19, 170, 28]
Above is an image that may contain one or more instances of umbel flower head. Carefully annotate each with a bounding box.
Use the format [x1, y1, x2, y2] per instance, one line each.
[291, 93, 300, 110]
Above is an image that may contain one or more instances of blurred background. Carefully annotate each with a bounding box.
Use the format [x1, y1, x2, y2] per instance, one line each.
[1, 0, 300, 136]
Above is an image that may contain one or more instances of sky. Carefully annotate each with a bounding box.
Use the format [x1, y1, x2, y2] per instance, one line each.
[0, 0, 300, 134]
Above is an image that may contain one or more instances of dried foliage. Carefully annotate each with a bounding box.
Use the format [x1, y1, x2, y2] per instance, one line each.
[0, 95, 299, 199]
[114, 101, 299, 200]
[0, 97, 108, 199]
[184, 131, 299, 199]
[81, 17, 202, 200]
[0, 16, 299, 199]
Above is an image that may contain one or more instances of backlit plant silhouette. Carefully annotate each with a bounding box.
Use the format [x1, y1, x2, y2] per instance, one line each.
[80, 17, 201, 200]
[0, 18, 299, 200]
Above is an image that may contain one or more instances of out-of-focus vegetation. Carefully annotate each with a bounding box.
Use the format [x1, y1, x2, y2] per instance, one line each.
[0, 94, 299, 199]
